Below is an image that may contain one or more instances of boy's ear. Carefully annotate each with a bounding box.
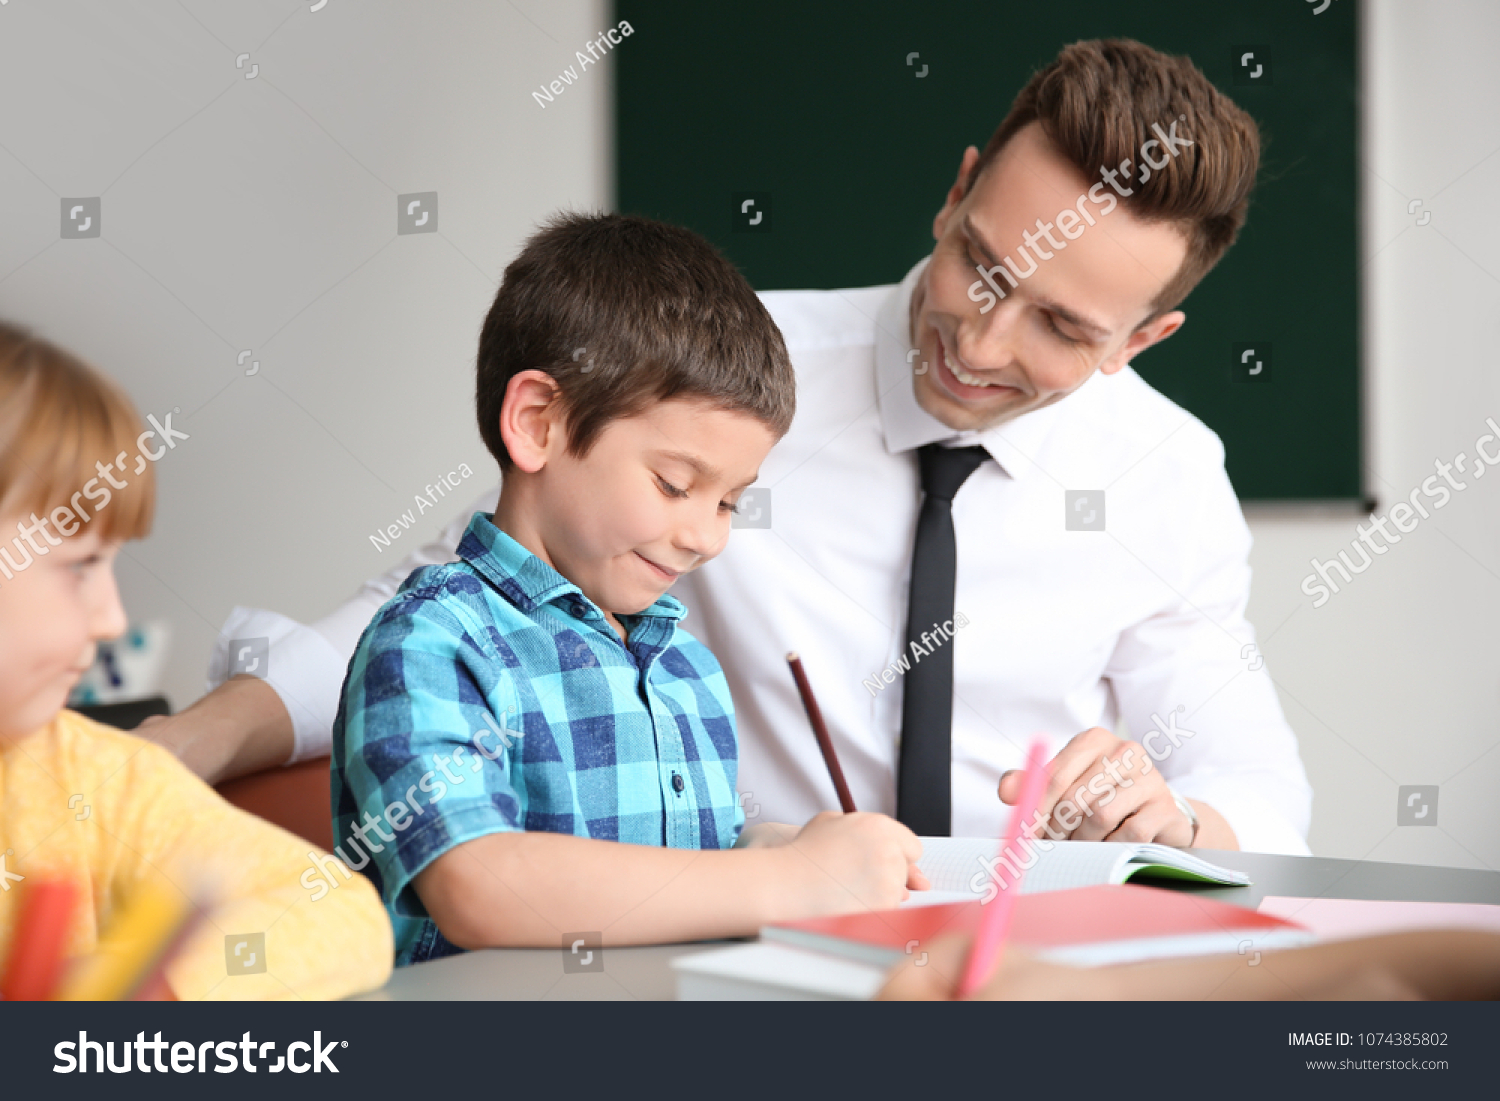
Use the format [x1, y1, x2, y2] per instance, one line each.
[499, 370, 563, 473]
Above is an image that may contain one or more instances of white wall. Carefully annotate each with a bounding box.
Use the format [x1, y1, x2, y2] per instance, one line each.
[2, 1, 1496, 869]
[1244, 0, 1500, 867]
[0, 0, 610, 709]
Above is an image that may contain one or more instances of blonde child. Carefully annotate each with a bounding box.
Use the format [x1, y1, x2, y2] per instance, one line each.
[0, 322, 392, 999]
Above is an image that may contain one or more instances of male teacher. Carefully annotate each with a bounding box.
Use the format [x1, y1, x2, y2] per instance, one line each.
[149, 39, 1311, 854]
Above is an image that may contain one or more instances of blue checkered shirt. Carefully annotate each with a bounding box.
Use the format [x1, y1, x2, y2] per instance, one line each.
[331, 512, 746, 966]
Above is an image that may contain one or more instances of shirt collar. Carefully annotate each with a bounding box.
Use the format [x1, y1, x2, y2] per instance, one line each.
[874, 255, 1072, 480]
[456, 512, 687, 624]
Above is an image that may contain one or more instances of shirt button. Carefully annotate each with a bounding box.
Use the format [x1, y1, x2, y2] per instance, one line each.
[671, 773, 685, 793]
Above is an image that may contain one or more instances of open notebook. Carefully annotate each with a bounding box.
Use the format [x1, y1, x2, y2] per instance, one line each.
[911, 837, 1250, 904]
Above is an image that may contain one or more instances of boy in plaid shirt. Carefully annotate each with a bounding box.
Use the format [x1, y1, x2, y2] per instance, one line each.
[333, 213, 926, 964]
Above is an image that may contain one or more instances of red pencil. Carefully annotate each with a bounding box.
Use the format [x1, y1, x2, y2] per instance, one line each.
[1, 878, 78, 1001]
[786, 652, 857, 813]
[955, 737, 1051, 998]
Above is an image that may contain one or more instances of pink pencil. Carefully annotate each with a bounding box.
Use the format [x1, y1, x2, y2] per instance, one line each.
[955, 736, 1051, 998]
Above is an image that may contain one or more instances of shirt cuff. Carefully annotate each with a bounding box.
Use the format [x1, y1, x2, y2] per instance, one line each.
[1168, 778, 1312, 856]
[207, 606, 348, 764]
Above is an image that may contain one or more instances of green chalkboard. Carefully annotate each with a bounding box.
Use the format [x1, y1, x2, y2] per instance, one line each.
[615, 0, 1360, 501]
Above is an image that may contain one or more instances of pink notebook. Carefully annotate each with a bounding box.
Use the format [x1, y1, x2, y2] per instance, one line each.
[765, 883, 1312, 968]
[1258, 896, 1500, 941]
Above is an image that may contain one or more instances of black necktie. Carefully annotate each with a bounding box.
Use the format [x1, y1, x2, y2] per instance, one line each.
[896, 443, 989, 836]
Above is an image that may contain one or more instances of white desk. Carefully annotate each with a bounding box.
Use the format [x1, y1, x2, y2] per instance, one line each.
[365, 849, 1500, 1000]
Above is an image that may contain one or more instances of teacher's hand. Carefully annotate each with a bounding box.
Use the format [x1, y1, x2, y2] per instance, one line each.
[996, 726, 1196, 847]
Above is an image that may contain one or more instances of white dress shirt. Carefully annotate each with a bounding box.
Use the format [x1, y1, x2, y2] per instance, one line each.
[209, 258, 1312, 854]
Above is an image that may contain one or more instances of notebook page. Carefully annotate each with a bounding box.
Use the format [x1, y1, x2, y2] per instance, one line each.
[913, 837, 994, 894]
[917, 838, 1137, 896]
[1126, 844, 1251, 885]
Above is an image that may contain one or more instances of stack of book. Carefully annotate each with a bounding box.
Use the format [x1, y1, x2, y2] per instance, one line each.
[674, 839, 1310, 1000]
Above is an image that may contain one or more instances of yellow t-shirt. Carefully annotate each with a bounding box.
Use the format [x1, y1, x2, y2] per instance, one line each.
[0, 710, 392, 1000]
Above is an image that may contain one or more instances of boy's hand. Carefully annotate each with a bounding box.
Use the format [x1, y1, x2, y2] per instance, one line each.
[733, 822, 800, 848]
[779, 811, 927, 915]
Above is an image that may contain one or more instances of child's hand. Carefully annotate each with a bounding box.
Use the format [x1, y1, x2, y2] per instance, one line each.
[733, 822, 800, 848]
[779, 811, 926, 915]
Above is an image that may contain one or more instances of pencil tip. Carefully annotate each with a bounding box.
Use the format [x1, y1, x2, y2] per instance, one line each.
[786, 651, 799, 662]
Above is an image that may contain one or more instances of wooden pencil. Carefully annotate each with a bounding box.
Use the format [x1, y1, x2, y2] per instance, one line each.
[786, 651, 857, 813]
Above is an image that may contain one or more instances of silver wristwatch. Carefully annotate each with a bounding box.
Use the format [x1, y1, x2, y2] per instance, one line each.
[1166, 785, 1199, 846]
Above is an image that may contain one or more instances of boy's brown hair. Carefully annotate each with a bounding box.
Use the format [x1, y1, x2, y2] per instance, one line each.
[476, 212, 794, 470]
[971, 38, 1261, 318]
[0, 321, 154, 543]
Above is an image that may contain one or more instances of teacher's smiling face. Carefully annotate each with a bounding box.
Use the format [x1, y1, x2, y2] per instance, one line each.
[910, 121, 1191, 434]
